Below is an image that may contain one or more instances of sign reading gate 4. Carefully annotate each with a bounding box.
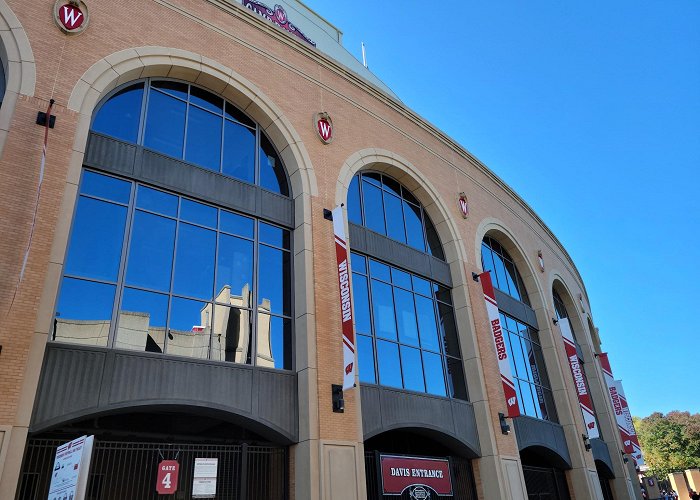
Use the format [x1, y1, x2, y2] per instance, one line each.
[380, 455, 453, 496]
[156, 460, 179, 495]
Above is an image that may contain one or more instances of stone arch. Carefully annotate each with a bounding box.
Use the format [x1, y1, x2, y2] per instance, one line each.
[550, 274, 587, 344]
[336, 148, 468, 271]
[0, 0, 36, 157]
[41, 46, 318, 378]
[67, 46, 317, 203]
[474, 217, 545, 309]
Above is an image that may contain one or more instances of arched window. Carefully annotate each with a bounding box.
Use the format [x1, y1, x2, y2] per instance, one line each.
[347, 172, 444, 259]
[91, 79, 289, 195]
[53, 81, 292, 370]
[481, 237, 557, 420]
[348, 173, 466, 399]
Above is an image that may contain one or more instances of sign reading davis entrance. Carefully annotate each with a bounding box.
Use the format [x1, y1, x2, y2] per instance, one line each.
[380, 455, 453, 496]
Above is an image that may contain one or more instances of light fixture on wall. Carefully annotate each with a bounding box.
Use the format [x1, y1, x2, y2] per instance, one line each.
[552, 317, 558, 325]
[332, 384, 344, 413]
[537, 250, 545, 273]
[582, 434, 591, 452]
[472, 272, 480, 282]
[498, 413, 511, 435]
[621, 450, 629, 464]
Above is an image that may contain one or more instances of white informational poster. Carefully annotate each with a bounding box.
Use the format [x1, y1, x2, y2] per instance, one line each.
[47, 435, 95, 500]
[192, 457, 218, 498]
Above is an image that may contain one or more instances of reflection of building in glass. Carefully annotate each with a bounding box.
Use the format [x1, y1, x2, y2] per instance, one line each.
[53, 283, 274, 366]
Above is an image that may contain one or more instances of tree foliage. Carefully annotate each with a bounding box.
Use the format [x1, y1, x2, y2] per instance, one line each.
[634, 411, 700, 478]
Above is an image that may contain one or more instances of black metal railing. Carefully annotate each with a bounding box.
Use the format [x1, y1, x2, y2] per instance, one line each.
[364, 452, 477, 500]
[17, 438, 287, 500]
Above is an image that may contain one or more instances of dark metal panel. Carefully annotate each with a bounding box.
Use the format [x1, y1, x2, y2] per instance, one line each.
[259, 189, 294, 228]
[84, 133, 137, 175]
[255, 369, 298, 437]
[31, 344, 298, 443]
[513, 415, 572, 468]
[32, 345, 105, 425]
[591, 438, 615, 478]
[348, 224, 452, 287]
[360, 384, 480, 458]
[84, 133, 294, 228]
[494, 289, 539, 329]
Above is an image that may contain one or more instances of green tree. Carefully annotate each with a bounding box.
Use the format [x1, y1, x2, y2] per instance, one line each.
[634, 411, 700, 478]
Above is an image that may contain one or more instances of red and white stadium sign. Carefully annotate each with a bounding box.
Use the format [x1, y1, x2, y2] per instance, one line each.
[54, 1, 89, 34]
[156, 460, 179, 495]
[315, 112, 333, 144]
[457, 193, 468, 218]
[380, 455, 453, 496]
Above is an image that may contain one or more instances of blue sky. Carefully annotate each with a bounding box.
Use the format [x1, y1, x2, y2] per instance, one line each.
[301, 1, 700, 417]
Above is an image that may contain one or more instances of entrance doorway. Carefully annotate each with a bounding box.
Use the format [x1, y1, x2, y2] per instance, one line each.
[522, 465, 571, 500]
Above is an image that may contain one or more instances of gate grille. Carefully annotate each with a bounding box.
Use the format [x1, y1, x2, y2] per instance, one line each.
[522, 465, 571, 500]
[17, 438, 286, 500]
[364, 452, 477, 500]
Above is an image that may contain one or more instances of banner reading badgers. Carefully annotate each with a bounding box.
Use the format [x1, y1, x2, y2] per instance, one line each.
[558, 318, 599, 438]
[479, 272, 520, 418]
[599, 353, 645, 466]
[332, 205, 356, 390]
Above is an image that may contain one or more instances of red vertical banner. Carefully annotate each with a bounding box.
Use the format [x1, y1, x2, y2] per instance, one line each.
[333, 206, 356, 391]
[599, 353, 645, 466]
[479, 272, 520, 417]
[558, 318, 599, 438]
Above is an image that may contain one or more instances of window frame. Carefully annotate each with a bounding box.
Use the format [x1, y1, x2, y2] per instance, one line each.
[90, 77, 290, 197]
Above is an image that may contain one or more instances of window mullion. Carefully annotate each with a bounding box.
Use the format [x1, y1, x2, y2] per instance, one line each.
[251, 220, 260, 367]
[136, 78, 150, 146]
[163, 196, 182, 355]
[108, 180, 138, 348]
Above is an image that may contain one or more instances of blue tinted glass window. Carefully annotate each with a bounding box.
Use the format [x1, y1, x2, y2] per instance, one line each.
[403, 201, 425, 252]
[152, 80, 188, 100]
[116, 288, 169, 353]
[260, 314, 291, 370]
[181, 198, 217, 228]
[259, 133, 288, 196]
[173, 223, 216, 300]
[384, 192, 406, 244]
[258, 245, 291, 316]
[260, 223, 289, 249]
[400, 346, 425, 392]
[223, 120, 255, 183]
[347, 176, 362, 224]
[168, 296, 210, 359]
[126, 211, 176, 292]
[371, 280, 397, 341]
[357, 335, 376, 383]
[225, 102, 255, 127]
[190, 86, 223, 113]
[415, 295, 439, 351]
[351, 252, 367, 275]
[136, 186, 178, 217]
[423, 351, 446, 396]
[92, 83, 143, 143]
[64, 197, 127, 281]
[391, 268, 411, 290]
[54, 278, 115, 346]
[144, 89, 186, 158]
[376, 340, 402, 388]
[369, 259, 391, 282]
[80, 171, 132, 203]
[362, 182, 385, 235]
[395, 288, 419, 347]
[220, 211, 254, 238]
[217, 234, 254, 304]
[352, 274, 371, 335]
[185, 106, 222, 172]
[351, 256, 465, 399]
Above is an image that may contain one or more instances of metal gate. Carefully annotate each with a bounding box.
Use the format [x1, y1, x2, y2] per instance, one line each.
[17, 438, 287, 500]
[364, 453, 478, 500]
[522, 465, 571, 500]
